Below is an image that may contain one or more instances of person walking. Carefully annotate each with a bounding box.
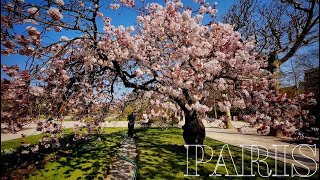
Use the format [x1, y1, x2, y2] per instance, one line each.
[127, 113, 136, 138]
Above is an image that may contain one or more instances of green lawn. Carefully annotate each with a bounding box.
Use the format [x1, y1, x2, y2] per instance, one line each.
[2, 127, 318, 179]
[1, 128, 127, 180]
[135, 128, 319, 179]
[1, 128, 126, 151]
[1, 133, 45, 150]
[106, 116, 128, 121]
[25, 128, 126, 180]
[1, 128, 75, 151]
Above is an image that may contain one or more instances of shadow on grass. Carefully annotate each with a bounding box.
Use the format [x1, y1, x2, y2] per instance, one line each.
[27, 131, 125, 180]
[135, 128, 319, 180]
[1, 129, 126, 180]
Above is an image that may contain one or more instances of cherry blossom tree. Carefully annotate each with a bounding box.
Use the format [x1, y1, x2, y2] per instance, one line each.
[238, 75, 317, 137]
[1, 0, 315, 144]
[1, 65, 46, 133]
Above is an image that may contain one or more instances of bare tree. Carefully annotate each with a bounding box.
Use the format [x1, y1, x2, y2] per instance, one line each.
[280, 48, 319, 91]
[223, 0, 319, 73]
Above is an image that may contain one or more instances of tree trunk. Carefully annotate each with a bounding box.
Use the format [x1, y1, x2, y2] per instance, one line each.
[225, 119, 232, 129]
[268, 60, 283, 137]
[182, 112, 205, 145]
[225, 110, 232, 129]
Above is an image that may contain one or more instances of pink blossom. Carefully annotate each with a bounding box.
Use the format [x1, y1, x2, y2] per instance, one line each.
[6, 3, 14, 10]
[60, 36, 69, 41]
[191, 101, 211, 113]
[97, 11, 103, 17]
[61, 74, 69, 81]
[217, 101, 231, 112]
[55, 0, 64, 7]
[137, 15, 144, 23]
[203, 60, 221, 75]
[2, 40, 15, 49]
[54, 26, 62, 32]
[233, 99, 246, 109]
[229, 58, 236, 67]
[28, 7, 39, 16]
[48, 7, 63, 21]
[135, 68, 144, 76]
[79, 1, 84, 7]
[31, 145, 39, 152]
[30, 86, 44, 96]
[195, 14, 203, 22]
[26, 26, 40, 37]
[19, 47, 34, 56]
[21, 150, 29, 154]
[199, 6, 206, 14]
[119, 0, 135, 7]
[110, 3, 120, 10]
[15, 0, 24, 5]
[127, 26, 135, 33]
[16, 35, 31, 46]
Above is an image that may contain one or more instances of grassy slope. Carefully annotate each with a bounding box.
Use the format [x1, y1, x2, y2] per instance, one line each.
[135, 128, 318, 179]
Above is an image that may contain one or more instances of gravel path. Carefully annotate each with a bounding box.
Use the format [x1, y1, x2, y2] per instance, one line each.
[106, 138, 137, 180]
[203, 120, 319, 171]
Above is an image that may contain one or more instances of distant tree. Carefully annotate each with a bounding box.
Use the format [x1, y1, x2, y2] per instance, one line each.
[280, 48, 319, 91]
[223, 0, 319, 73]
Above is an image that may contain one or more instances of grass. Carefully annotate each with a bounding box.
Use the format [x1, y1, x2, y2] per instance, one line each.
[2, 127, 318, 179]
[24, 128, 126, 180]
[1, 133, 45, 150]
[1, 128, 74, 151]
[135, 128, 319, 179]
[108, 117, 128, 121]
[1, 128, 126, 151]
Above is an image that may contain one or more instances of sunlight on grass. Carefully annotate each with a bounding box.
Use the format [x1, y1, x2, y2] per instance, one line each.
[1, 127, 74, 151]
[1, 128, 127, 151]
[107, 117, 128, 121]
[135, 128, 318, 179]
[1, 134, 45, 150]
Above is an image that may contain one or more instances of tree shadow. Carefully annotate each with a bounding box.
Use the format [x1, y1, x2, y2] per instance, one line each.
[2, 130, 125, 180]
[45, 132, 123, 179]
